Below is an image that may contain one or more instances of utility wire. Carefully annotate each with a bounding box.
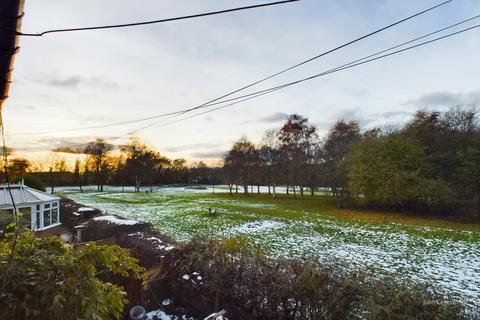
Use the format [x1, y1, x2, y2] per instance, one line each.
[48, 19, 480, 150]
[8, 0, 452, 137]
[0, 114, 18, 226]
[128, 87, 285, 134]
[12, 1, 299, 37]
[50, 135, 127, 152]
[147, 22, 480, 129]
[116, 15, 480, 130]
[150, 12, 480, 127]
[169, 0, 453, 118]
[0, 111, 21, 291]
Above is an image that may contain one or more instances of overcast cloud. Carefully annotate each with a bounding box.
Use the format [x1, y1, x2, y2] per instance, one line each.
[405, 89, 480, 108]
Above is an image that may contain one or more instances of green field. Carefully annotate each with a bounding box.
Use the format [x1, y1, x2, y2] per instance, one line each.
[61, 187, 480, 311]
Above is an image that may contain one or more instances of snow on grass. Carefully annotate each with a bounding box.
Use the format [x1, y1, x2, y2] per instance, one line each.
[93, 215, 140, 225]
[63, 188, 480, 312]
[225, 220, 284, 235]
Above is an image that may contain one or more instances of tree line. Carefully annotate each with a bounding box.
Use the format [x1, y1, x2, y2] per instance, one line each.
[223, 108, 479, 220]
[2, 107, 478, 220]
[1, 138, 222, 193]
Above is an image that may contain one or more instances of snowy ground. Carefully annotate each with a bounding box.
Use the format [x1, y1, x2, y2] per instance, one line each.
[60, 187, 480, 312]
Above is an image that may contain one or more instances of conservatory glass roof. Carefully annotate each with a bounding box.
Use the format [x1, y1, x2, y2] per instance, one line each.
[0, 184, 59, 208]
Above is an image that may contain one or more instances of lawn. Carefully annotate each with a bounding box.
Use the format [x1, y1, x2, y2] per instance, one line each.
[60, 187, 480, 312]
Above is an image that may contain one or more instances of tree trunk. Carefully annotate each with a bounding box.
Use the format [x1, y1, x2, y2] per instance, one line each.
[301, 186, 305, 211]
[332, 186, 341, 208]
[272, 182, 276, 198]
[310, 186, 314, 196]
[339, 187, 345, 208]
[293, 186, 296, 198]
[268, 184, 271, 195]
[235, 185, 238, 194]
[257, 185, 260, 194]
[286, 185, 289, 195]
[244, 184, 248, 195]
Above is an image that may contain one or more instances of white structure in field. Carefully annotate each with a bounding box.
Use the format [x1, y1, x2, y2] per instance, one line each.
[0, 183, 60, 231]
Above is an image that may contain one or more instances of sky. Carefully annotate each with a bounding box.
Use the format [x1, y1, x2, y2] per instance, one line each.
[4, 0, 480, 166]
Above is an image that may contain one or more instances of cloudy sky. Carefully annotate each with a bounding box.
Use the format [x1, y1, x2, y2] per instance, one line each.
[5, 0, 480, 164]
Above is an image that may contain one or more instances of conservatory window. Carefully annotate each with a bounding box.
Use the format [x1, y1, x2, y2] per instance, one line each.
[35, 209, 41, 230]
[52, 208, 58, 224]
[43, 209, 51, 227]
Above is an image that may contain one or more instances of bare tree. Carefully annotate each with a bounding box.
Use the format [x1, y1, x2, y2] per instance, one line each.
[84, 138, 113, 192]
[259, 129, 281, 197]
[323, 120, 360, 207]
[278, 114, 317, 200]
[122, 137, 170, 191]
[73, 159, 83, 192]
[224, 137, 259, 195]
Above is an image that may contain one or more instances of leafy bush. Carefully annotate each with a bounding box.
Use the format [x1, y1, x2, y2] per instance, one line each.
[345, 136, 455, 212]
[171, 238, 470, 320]
[0, 229, 144, 319]
[363, 278, 467, 320]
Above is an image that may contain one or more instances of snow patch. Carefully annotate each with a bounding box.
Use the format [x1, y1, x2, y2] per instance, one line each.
[226, 220, 284, 235]
[93, 215, 140, 225]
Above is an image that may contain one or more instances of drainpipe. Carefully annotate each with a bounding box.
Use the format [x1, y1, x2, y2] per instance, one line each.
[0, 0, 25, 111]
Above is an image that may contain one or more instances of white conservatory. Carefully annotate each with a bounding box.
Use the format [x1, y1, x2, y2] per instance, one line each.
[0, 183, 61, 231]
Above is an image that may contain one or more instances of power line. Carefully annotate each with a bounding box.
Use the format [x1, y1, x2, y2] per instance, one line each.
[146, 22, 480, 129]
[8, 0, 452, 136]
[50, 135, 127, 151]
[12, 1, 299, 37]
[156, 12, 480, 127]
[47, 19, 480, 150]
[118, 15, 480, 130]
[170, 0, 453, 118]
[0, 110, 21, 291]
[128, 87, 286, 134]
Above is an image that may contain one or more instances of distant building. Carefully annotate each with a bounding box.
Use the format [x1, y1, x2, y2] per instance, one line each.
[0, 183, 60, 231]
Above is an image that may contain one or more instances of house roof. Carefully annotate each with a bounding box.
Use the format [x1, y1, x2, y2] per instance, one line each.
[0, 0, 25, 110]
[0, 184, 60, 208]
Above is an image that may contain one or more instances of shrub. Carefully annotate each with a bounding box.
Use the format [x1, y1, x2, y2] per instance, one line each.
[0, 229, 144, 320]
[345, 136, 455, 213]
[170, 238, 470, 320]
